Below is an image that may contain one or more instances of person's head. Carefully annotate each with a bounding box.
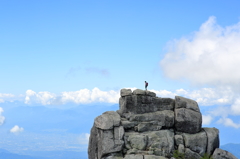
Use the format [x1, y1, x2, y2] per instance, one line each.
[145, 81, 146, 83]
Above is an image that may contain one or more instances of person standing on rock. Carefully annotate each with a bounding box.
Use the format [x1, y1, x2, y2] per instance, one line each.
[145, 81, 148, 91]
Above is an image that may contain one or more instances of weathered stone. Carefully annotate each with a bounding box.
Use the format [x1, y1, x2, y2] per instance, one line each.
[119, 96, 133, 115]
[126, 148, 138, 154]
[175, 108, 202, 133]
[161, 98, 175, 110]
[212, 148, 237, 159]
[98, 129, 124, 158]
[102, 152, 124, 159]
[121, 89, 132, 97]
[114, 126, 124, 140]
[183, 130, 207, 156]
[94, 111, 120, 130]
[137, 122, 162, 132]
[185, 148, 202, 159]
[88, 125, 98, 159]
[178, 144, 185, 154]
[203, 127, 219, 155]
[174, 135, 183, 146]
[128, 134, 148, 150]
[175, 96, 200, 112]
[124, 154, 143, 159]
[133, 89, 146, 95]
[121, 120, 138, 129]
[144, 155, 167, 159]
[142, 96, 153, 104]
[147, 130, 174, 157]
[146, 91, 156, 97]
[129, 110, 174, 129]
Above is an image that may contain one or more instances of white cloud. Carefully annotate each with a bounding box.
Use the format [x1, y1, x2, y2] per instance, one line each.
[217, 117, 240, 129]
[24, 88, 119, 105]
[202, 114, 213, 125]
[78, 133, 90, 145]
[0, 107, 5, 125]
[230, 99, 240, 115]
[10, 125, 24, 134]
[0, 93, 15, 103]
[60, 87, 119, 104]
[160, 16, 240, 88]
[25, 90, 56, 105]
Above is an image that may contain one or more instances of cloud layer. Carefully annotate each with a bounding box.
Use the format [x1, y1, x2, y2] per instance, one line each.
[10, 125, 24, 134]
[0, 107, 5, 125]
[160, 16, 240, 88]
[25, 87, 119, 105]
[1, 87, 240, 128]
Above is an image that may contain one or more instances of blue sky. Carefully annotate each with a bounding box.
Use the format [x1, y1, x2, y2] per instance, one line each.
[1, 0, 240, 156]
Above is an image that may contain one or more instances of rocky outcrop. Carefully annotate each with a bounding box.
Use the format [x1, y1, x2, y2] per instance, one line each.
[88, 89, 237, 159]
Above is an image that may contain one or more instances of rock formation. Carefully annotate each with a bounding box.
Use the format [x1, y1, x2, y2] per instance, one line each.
[88, 89, 237, 159]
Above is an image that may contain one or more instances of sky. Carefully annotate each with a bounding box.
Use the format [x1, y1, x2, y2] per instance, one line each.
[1, 0, 240, 156]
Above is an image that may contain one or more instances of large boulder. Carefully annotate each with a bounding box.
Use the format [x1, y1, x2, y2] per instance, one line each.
[124, 130, 174, 157]
[89, 111, 124, 159]
[183, 130, 207, 156]
[119, 89, 174, 115]
[185, 148, 202, 159]
[121, 89, 132, 97]
[94, 111, 121, 130]
[203, 128, 219, 155]
[212, 148, 237, 159]
[174, 96, 202, 134]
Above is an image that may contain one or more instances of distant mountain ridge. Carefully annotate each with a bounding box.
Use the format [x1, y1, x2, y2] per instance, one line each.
[221, 143, 240, 159]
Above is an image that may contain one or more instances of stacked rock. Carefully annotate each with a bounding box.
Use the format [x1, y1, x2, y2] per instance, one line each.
[88, 89, 237, 159]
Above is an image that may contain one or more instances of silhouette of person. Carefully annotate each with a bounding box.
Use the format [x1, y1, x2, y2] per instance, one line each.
[145, 81, 148, 91]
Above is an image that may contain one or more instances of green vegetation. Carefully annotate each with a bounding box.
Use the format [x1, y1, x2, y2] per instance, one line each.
[200, 153, 213, 159]
[173, 150, 185, 159]
[173, 150, 213, 159]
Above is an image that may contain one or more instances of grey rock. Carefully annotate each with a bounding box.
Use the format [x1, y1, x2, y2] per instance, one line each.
[212, 148, 237, 159]
[144, 155, 167, 159]
[185, 148, 202, 159]
[119, 94, 174, 115]
[98, 129, 124, 158]
[161, 98, 175, 110]
[203, 127, 219, 155]
[175, 108, 202, 133]
[94, 111, 120, 130]
[119, 96, 133, 115]
[88, 125, 124, 159]
[88, 125, 98, 159]
[147, 130, 174, 157]
[129, 110, 174, 129]
[121, 120, 138, 129]
[121, 89, 132, 97]
[124, 154, 143, 159]
[137, 122, 162, 132]
[128, 134, 148, 150]
[146, 91, 157, 97]
[114, 126, 124, 140]
[126, 148, 138, 154]
[102, 152, 123, 159]
[183, 130, 207, 156]
[175, 96, 200, 112]
[133, 89, 146, 95]
[178, 144, 185, 154]
[174, 135, 183, 146]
